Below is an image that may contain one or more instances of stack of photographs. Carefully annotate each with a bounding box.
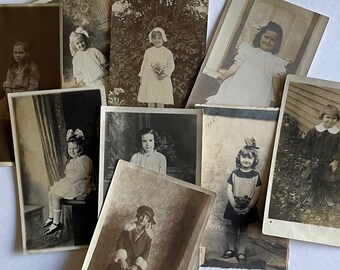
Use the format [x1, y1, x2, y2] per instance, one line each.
[2, 0, 339, 269]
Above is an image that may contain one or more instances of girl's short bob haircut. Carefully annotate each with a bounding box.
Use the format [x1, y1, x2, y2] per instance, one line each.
[252, 21, 283, 55]
[236, 147, 259, 169]
[137, 127, 159, 148]
[318, 104, 340, 121]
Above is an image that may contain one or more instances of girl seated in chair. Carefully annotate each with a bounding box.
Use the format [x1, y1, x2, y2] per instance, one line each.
[42, 128, 93, 235]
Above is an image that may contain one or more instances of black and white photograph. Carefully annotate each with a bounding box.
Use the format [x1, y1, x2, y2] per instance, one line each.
[36, 0, 112, 91]
[108, 0, 208, 108]
[8, 87, 105, 253]
[0, 4, 61, 166]
[198, 105, 287, 269]
[263, 75, 340, 247]
[186, 0, 328, 108]
[99, 106, 202, 208]
[82, 160, 216, 270]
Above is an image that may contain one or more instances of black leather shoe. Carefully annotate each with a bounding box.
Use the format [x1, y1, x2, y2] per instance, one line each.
[41, 218, 53, 228]
[44, 222, 63, 235]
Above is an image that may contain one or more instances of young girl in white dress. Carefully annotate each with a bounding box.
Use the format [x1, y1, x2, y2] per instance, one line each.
[69, 27, 108, 90]
[206, 21, 288, 107]
[130, 127, 167, 174]
[42, 129, 93, 235]
[138, 27, 175, 108]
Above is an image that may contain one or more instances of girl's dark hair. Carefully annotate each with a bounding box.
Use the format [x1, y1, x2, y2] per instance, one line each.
[252, 21, 283, 54]
[9, 41, 31, 71]
[137, 127, 158, 148]
[67, 137, 84, 156]
[235, 147, 259, 169]
[319, 104, 340, 121]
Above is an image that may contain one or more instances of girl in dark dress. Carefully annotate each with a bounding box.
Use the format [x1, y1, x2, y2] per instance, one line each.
[222, 138, 262, 263]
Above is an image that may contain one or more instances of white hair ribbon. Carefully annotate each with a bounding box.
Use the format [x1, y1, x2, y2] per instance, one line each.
[66, 128, 85, 141]
[75, 27, 89, 38]
[255, 20, 270, 30]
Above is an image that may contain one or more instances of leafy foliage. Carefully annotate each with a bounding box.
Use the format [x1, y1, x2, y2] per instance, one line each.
[270, 114, 340, 227]
[110, 0, 208, 107]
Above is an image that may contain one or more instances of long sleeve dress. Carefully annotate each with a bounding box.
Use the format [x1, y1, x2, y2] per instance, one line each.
[138, 46, 175, 104]
[72, 47, 107, 87]
[50, 155, 93, 200]
[130, 150, 167, 174]
[301, 123, 340, 188]
[3, 62, 39, 93]
[206, 42, 288, 107]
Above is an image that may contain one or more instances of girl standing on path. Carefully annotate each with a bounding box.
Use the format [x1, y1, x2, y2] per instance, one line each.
[138, 27, 175, 108]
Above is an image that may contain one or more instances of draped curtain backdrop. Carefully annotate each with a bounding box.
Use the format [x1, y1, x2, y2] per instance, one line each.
[33, 94, 74, 245]
[33, 94, 65, 185]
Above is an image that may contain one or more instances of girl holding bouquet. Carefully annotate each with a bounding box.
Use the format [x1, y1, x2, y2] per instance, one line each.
[222, 138, 262, 263]
[138, 27, 175, 108]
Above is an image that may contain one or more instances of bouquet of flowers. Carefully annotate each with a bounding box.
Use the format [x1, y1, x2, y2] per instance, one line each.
[151, 62, 166, 76]
[234, 195, 251, 210]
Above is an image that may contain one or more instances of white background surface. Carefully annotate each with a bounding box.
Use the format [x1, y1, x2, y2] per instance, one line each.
[2, 0, 340, 269]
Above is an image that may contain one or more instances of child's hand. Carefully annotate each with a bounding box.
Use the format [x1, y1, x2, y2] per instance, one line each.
[119, 259, 128, 270]
[330, 160, 339, 173]
[233, 206, 244, 215]
[285, 57, 292, 64]
[157, 73, 168, 81]
[241, 207, 250, 215]
[216, 75, 224, 84]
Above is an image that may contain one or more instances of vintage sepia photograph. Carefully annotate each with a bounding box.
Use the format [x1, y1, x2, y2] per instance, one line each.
[0, 4, 61, 165]
[109, 0, 208, 108]
[8, 87, 105, 253]
[98, 106, 202, 208]
[36, 0, 112, 91]
[186, 0, 328, 108]
[82, 160, 216, 270]
[263, 75, 340, 247]
[198, 105, 287, 269]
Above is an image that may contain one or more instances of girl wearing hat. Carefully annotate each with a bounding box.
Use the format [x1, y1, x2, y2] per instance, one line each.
[107, 205, 155, 270]
[222, 138, 262, 263]
[138, 27, 175, 108]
